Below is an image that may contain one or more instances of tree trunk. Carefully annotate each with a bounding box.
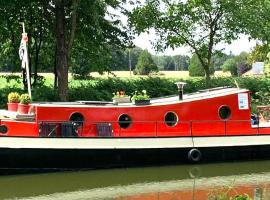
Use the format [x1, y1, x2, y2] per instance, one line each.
[54, 45, 58, 89]
[55, 0, 68, 101]
[204, 66, 211, 87]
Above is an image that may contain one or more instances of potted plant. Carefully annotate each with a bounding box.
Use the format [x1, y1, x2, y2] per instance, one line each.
[7, 92, 20, 112]
[112, 91, 131, 104]
[131, 90, 151, 105]
[18, 93, 31, 114]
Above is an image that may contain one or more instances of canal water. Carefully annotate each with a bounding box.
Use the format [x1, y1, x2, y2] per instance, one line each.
[1, 160, 270, 200]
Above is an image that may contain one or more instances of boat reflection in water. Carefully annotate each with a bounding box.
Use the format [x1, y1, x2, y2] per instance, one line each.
[1, 161, 270, 200]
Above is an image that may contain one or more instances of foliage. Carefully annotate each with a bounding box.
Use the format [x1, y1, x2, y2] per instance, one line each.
[222, 52, 251, 76]
[264, 53, 270, 76]
[208, 183, 252, 200]
[235, 52, 251, 76]
[134, 50, 158, 75]
[239, 0, 270, 44]
[129, 0, 250, 84]
[0, 0, 130, 100]
[212, 52, 235, 70]
[2, 75, 270, 113]
[131, 90, 150, 101]
[20, 93, 31, 104]
[189, 54, 205, 77]
[7, 92, 20, 103]
[152, 55, 190, 71]
[248, 43, 270, 64]
[222, 59, 237, 76]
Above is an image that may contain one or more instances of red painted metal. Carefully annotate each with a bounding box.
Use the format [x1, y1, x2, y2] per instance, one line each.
[1, 89, 270, 138]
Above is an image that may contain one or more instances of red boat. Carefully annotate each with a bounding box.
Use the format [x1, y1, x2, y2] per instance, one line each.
[0, 83, 270, 168]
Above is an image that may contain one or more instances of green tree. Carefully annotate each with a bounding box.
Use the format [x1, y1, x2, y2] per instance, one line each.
[0, 0, 129, 100]
[173, 55, 190, 71]
[222, 52, 250, 76]
[0, 0, 53, 87]
[189, 54, 205, 77]
[134, 50, 158, 75]
[239, 0, 270, 44]
[129, 0, 250, 85]
[248, 44, 270, 64]
[126, 47, 144, 71]
[212, 51, 234, 70]
[222, 58, 237, 76]
[235, 51, 251, 76]
[264, 53, 270, 76]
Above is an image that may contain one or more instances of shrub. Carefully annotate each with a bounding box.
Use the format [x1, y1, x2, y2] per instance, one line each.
[131, 90, 150, 101]
[20, 94, 31, 104]
[8, 92, 20, 103]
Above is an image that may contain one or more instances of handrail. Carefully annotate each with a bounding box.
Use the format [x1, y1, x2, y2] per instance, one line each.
[36, 119, 267, 138]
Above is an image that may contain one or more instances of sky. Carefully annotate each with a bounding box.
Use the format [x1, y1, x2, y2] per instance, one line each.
[133, 31, 257, 56]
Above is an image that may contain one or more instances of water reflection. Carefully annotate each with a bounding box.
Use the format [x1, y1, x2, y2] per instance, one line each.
[1, 160, 270, 200]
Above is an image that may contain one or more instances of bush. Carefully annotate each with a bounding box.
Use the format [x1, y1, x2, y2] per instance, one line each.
[1, 75, 270, 113]
[8, 92, 20, 103]
[20, 94, 31, 104]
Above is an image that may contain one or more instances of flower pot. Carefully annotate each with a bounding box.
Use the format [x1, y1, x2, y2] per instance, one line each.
[133, 99, 151, 105]
[7, 103, 19, 112]
[17, 104, 30, 114]
[113, 96, 131, 104]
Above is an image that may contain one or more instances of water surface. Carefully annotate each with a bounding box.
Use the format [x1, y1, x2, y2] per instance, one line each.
[1, 160, 270, 200]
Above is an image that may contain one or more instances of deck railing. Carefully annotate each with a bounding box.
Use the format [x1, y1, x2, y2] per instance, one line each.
[36, 119, 268, 138]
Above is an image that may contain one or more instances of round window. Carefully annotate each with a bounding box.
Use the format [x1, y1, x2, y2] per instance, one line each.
[70, 112, 84, 122]
[165, 112, 178, 127]
[119, 114, 132, 129]
[0, 125, 8, 134]
[69, 112, 84, 127]
[219, 106, 231, 119]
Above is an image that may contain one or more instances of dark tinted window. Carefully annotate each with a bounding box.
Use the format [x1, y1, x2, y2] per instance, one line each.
[165, 112, 178, 126]
[119, 114, 132, 129]
[219, 106, 231, 119]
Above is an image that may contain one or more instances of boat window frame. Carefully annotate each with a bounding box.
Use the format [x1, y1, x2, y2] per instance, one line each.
[218, 105, 231, 120]
[164, 111, 179, 127]
[118, 114, 132, 129]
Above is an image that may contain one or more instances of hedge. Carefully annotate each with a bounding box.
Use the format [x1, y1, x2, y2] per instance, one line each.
[0, 76, 270, 110]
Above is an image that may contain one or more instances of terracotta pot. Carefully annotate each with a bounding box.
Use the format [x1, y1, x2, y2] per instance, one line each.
[7, 103, 19, 112]
[17, 104, 30, 114]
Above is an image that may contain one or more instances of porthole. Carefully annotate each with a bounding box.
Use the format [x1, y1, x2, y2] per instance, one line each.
[0, 125, 8, 134]
[69, 112, 84, 126]
[219, 106, 231, 120]
[165, 112, 178, 127]
[118, 114, 132, 129]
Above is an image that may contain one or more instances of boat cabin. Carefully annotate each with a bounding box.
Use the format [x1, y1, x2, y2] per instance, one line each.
[0, 86, 268, 138]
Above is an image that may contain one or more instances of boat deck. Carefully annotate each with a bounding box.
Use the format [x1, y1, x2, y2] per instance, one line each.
[0, 110, 35, 121]
[31, 87, 248, 107]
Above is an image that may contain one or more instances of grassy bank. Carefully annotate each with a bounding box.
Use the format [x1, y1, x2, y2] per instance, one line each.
[0, 74, 269, 110]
